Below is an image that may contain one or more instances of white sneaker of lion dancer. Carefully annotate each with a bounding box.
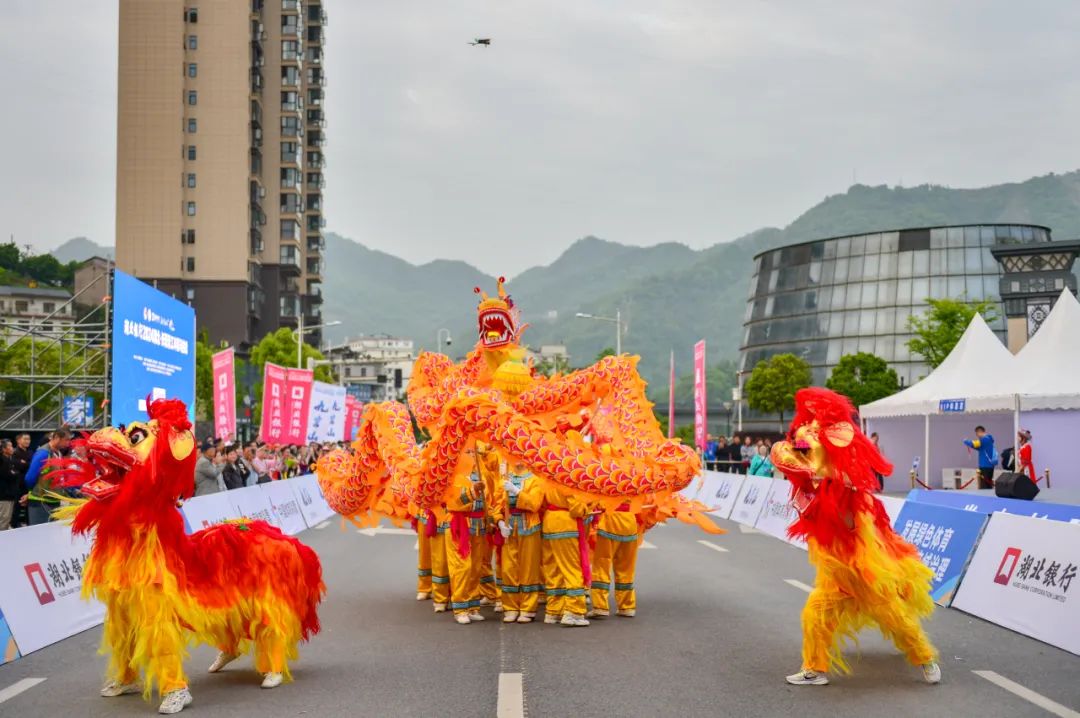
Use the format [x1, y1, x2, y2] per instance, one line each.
[455, 613, 472, 625]
[207, 651, 240, 673]
[560, 613, 590, 627]
[922, 662, 942, 684]
[543, 613, 558, 624]
[478, 597, 494, 607]
[517, 612, 535, 624]
[785, 670, 828, 686]
[494, 601, 504, 613]
[433, 603, 447, 613]
[157, 688, 193, 714]
[261, 672, 284, 689]
[467, 610, 485, 622]
[502, 611, 520, 623]
[416, 591, 431, 601]
[100, 680, 141, 697]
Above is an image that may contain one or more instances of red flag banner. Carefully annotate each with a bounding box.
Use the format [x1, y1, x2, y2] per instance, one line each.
[693, 340, 707, 451]
[343, 396, 365, 442]
[283, 368, 314, 445]
[668, 350, 675, 439]
[211, 347, 236, 442]
[259, 363, 288, 444]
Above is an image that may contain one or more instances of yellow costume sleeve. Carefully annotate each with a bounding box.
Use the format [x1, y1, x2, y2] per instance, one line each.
[513, 476, 545, 513]
[446, 474, 480, 512]
[484, 454, 507, 523]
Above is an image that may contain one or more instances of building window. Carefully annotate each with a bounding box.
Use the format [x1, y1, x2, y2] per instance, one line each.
[185, 257, 196, 272]
[187, 90, 197, 105]
[187, 35, 198, 50]
[187, 118, 197, 133]
[15, 300, 28, 313]
[188, 145, 197, 160]
[281, 116, 300, 136]
[282, 40, 300, 60]
[282, 66, 301, 85]
[281, 141, 299, 162]
[187, 173, 196, 188]
[186, 201, 196, 216]
[187, 62, 197, 78]
[281, 219, 301, 239]
[43, 302, 55, 313]
[181, 229, 196, 244]
[184, 8, 198, 23]
[185, 288, 195, 301]
[281, 91, 299, 111]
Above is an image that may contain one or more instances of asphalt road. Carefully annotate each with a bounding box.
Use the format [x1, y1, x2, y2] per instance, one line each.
[0, 518, 1077, 718]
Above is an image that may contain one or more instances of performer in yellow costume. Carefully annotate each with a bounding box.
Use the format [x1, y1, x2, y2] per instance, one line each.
[589, 505, 639, 618]
[493, 460, 543, 623]
[514, 476, 593, 626]
[446, 447, 499, 624]
[770, 388, 940, 686]
[414, 510, 433, 601]
[430, 512, 451, 612]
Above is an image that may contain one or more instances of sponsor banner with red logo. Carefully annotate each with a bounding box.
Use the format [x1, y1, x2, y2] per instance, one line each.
[261, 479, 309, 535]
[227, 485, 281, 529]
[693, 340, 706, 451]
[211, 347, 236, 442]
[259, 363, 288, 444]
[180, 492, 241, 534]
[0, 522, 103, 655]
[284, 368, 314, 445]
[729, 474, 774, 526]
[292, 473, 337, 527]
[754, 480, 807, 550]
[953, 512, 1080, 654]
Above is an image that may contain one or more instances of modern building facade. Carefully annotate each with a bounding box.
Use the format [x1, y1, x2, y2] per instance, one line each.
[738, 224, 1063, 398]
[0, 287, 75, 345]
[115, 0, 327, 352]
[324, 336, 415, 403]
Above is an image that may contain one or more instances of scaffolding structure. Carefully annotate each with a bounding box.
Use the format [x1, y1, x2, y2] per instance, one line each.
[0, 268, 112, 432]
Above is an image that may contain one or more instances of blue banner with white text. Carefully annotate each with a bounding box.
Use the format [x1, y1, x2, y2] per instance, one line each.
[894, 501, 988, 606]
[906, 489, 1080, 524]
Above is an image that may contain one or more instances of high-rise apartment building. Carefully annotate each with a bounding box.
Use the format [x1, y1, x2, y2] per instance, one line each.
[115, 0, 327, 352]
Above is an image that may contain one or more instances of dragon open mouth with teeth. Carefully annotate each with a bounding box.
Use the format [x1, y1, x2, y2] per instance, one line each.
[475, 278, 517, 349]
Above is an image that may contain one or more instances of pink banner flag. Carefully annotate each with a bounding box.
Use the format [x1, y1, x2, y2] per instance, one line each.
[283, 368, 314, 446]
[668, 349, 675, 439]
[693, 340, 707, 451]
[211, 347, 236, 442]
[343, 396, 365, 442]
[259, 363, 288, 444]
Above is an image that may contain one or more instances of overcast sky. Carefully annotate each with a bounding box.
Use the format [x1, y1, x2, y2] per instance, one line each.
[4, 1, 1080, 276]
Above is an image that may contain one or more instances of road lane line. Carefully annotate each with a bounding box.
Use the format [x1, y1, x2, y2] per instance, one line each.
[0, 678, 47, 704]
[497, 672, 524, 718]
[315, 521, 330, 530]
[640, 540, 657, 550]
[697, 540, 729, 553]
[784, 579, 813, 593]
[973, 670, 1080, 718]
[738, 524, 761, 534]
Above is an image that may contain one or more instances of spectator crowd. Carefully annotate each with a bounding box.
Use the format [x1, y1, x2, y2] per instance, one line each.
[701, 433, 777, 477]
[0, 428, 347, 530]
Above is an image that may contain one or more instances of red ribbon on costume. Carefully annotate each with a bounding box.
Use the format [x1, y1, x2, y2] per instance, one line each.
[425, 510, 437, 539]
[449, 511, 484, 558]
[544, 504, 592, 588]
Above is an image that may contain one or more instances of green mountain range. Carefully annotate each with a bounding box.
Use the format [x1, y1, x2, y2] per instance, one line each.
[47, 169, 1080, 405]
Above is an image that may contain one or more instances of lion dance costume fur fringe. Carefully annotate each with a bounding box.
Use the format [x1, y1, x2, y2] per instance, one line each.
[770, 388, 939, 683]
[316, 276, 719, 534]
[51, 399, 324, 713]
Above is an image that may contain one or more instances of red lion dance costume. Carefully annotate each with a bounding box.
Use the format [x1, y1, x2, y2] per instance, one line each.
[52, 399, 324, 714]
[770, 388, 940, 686]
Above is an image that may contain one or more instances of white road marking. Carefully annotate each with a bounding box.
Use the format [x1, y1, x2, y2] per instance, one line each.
[784, 579, 813, 593]
[497, 672, 524, 718]
[697, 540, 729, 553]
[640, 540, 657, 550]
[357, 527, 416, 537]
[315, 521, 330, 530]
[0, 678, 47, 704]
[973, 670, 1080, 718]
[738, 524, 761, 534]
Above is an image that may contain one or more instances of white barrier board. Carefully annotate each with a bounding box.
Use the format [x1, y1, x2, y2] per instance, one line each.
[878, 495, 905, 528]
[0, 522, 104, 654]
[261, 480, 309, 535]
[181, 492, 241, 534]
[227, 485, 280, 528]
[293, 474, 337, 526]
[729, 475, 775, 527]
[952, 512, 1080, 655]
[754, 481, 807, 550]
[696, 472, 745, 520]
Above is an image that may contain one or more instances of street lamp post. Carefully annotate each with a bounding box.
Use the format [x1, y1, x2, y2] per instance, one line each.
[574, 309, 622, 356]
[436, 328, 452, 351]
[294, 315, 341, 368]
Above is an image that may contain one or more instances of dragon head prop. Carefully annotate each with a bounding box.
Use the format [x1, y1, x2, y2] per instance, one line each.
[50, 399, 197, 529]
[474, 277, 518, 351]
[771, 387, 891, 496]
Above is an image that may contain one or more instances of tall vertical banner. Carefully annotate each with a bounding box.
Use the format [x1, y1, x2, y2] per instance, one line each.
[110, 269, 196, 425]
[259, 363, 288, 444]
[284, 368, 314, 445]
[693, 340, 707, 451]
[306, 381, 347, 443]
[343, 396, 364, 442]
[668, 350, 675, 439]
[211, 348, 236, 441]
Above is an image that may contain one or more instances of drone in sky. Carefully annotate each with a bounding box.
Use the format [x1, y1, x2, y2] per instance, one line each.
[469, 38, 492, 46]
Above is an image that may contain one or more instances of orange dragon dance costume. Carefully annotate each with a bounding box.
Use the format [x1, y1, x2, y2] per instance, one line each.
[51, 399, 324, 714]
[771, 388, 939, 684]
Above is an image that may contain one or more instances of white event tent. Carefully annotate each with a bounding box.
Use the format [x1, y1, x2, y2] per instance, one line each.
[1013, 289, 1080, 410]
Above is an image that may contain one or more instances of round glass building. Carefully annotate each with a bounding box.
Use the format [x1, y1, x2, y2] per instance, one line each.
[738, 224, 1052, 395]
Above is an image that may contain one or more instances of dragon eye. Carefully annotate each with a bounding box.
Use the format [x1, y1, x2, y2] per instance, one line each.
[128, 428, 149, 445]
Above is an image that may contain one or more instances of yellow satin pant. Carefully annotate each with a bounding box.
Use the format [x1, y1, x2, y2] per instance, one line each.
[430, 531, 450, 606]
[590, 535, 638, 613]
[479, 544, 500, 602]
[446, 533, 487, 614]
[417, 529, 432, 594]
[500, 532, 541, 614]
[542, 535, 586, 618]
